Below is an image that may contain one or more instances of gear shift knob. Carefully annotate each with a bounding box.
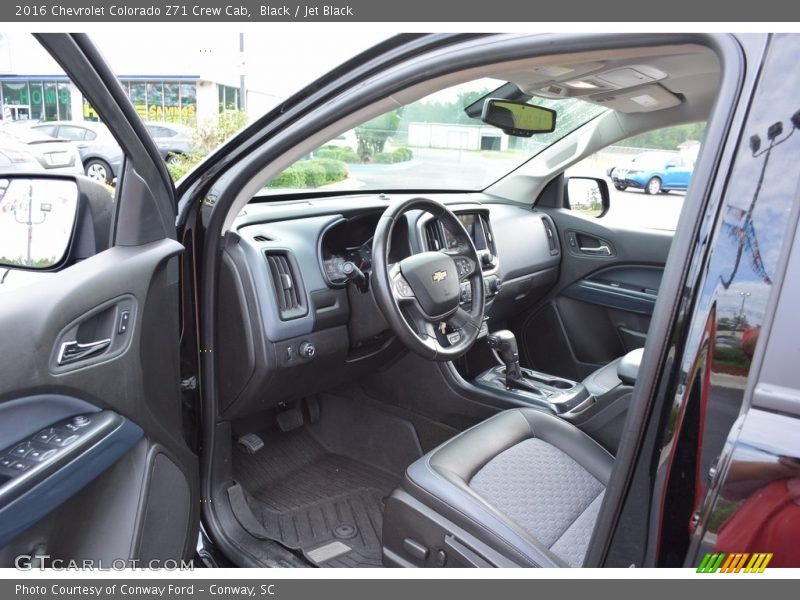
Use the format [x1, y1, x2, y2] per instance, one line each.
[487, 329, 522, 384]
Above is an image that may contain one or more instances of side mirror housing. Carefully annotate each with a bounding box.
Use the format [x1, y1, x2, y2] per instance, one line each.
[0, 173, 113, 272]
[565, 176, 610, 219]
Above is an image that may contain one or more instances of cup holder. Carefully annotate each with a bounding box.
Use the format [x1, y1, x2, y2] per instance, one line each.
[496, 367, 577, 392]
[547, 379, 574, 390]
[527, 372, 574, 390]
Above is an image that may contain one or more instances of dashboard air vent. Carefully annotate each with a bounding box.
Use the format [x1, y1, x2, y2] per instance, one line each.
[253, 234, 271, 242]
[265, 251, 307, 320]
[424, 219, 444, 251]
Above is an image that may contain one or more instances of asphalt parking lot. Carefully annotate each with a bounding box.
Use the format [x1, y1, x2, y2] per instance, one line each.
[603, 186, 685, 231]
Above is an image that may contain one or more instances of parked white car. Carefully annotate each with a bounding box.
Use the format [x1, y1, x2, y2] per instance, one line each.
[0, 123, 83, 175]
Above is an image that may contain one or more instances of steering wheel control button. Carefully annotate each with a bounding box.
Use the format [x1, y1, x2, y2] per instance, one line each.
[395, 277, 414, 298]
[299, 341, 316, 359]
[455, 257, 474, 278]
[446, 332, 462, 345]
[459, 282, 472, 303]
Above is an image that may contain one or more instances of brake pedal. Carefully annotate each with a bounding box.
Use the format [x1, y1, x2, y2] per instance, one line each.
[276, 406, 304, 432]
[237, 433, 265, 455]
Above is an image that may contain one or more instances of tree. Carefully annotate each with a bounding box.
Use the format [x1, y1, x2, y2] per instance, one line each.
[355, 111, 400, 159]
[616, 123, 707, 150]
[166, 110, 248, 181]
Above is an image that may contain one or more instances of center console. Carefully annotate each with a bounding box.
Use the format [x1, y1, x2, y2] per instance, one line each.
[473, 330, 643, 424]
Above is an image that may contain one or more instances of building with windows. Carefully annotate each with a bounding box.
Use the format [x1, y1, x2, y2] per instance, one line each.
[408, 122, 510, 152]
[0, 32, 278, 127]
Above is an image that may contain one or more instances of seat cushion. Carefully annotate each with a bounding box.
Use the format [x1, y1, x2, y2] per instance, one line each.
[403, 408, 614, 567]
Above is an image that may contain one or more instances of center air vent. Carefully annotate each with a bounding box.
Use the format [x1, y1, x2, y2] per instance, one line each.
[424, 219, 444, 251]
[265, 251, 307, 320]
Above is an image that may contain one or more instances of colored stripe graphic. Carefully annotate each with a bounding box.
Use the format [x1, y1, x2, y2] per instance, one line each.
[698, 552, 773, 573]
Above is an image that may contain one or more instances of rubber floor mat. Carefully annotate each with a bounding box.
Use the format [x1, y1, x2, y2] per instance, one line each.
[230, 429, 397, 567]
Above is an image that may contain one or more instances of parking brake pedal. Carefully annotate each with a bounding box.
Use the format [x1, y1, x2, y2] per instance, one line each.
[237, 433, 265, 455]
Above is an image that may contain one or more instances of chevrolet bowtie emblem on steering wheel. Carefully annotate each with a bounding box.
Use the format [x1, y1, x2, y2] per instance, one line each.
[432, 270, 448, 282]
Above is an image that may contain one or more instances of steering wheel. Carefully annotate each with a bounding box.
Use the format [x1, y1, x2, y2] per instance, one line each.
[372, 197, 486, 361]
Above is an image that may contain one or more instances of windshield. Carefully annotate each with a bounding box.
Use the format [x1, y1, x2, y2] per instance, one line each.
[261, 79, 607, 195]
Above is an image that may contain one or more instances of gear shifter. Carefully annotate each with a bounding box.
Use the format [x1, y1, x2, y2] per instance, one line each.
[486, 330, 523, 387]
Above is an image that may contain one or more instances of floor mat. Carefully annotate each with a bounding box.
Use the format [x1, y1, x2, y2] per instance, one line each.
[230, 428, 397, 567]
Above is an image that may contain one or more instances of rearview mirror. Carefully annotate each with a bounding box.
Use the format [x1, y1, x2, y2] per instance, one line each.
[565, 177, 610, 218]
[481, 99, 556, 137]
[0, 175, 113, 271]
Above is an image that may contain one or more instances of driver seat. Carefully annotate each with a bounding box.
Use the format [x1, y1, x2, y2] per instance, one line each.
[382, 408, 614, 567]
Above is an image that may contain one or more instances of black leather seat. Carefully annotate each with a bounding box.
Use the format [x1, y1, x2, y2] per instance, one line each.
[395, 408, 614, 567]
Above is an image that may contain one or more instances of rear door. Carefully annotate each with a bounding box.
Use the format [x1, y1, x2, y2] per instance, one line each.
[663, 156, 692, 189]
[0, 34, 198, 567]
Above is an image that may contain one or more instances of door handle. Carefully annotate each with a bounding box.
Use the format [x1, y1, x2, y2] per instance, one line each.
[579, 245, 612, 256]
[57, 339, 111, 366]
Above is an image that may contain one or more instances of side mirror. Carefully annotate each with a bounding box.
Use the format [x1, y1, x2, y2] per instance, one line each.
[565, 176, 610, 218]
[0, 174, 113, 271]
[481, 99, 556, 137]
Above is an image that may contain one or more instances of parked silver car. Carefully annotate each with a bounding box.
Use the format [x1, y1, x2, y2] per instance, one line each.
[144, 122, 194, 163]
[0, 137, 43, 173]
[29, 120, 122, 184]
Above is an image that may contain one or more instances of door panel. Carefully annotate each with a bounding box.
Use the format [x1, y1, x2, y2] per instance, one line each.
[0, 241, 198, 563]
[516, 205, 672, 380]
[0, 33, 198, 566]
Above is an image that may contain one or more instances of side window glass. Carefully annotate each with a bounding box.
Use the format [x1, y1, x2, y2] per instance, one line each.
[34, 124, 58, 137]
[567, 123, 706, 231]
[57, 126, 87, 141]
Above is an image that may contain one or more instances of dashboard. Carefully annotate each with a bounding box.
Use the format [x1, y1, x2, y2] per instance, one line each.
[216, 193, 561, 420]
